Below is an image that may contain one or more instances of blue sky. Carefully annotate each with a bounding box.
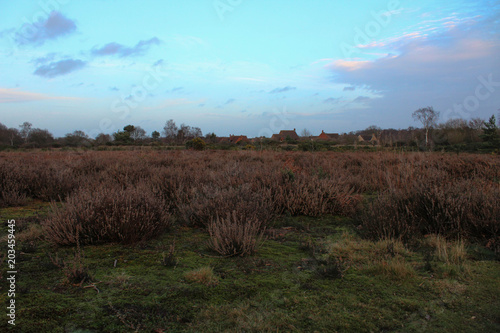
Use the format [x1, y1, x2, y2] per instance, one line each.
[0, 0, 499, 138]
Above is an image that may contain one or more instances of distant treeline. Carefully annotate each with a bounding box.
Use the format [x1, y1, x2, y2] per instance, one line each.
[1, 115, 498, 153]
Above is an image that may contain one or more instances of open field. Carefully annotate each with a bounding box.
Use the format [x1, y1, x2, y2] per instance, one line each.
[0, 150, 499, 332]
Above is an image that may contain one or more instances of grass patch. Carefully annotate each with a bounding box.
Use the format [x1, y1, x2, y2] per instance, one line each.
[184, 266, 219, 286]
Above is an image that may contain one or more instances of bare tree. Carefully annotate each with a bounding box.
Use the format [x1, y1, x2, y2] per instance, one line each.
[177, 123, 191, 142]
[190, 126, 202, 138]
[300, 128, 311, 137]
[412, 106, 439, 148]
[19, 121, 32, 143]
[7, 128, 21, 146]
[131, 126, 147, 141]
[163, 119, 178, 141]
[467, 118, 485, 143]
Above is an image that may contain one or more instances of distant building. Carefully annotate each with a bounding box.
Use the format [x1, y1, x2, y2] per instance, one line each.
[357, 134, 379, 145]
[317, 130, 339, 141]
[271, 129, 300, 142]
[217, 137, 230, 143]
[229, 135, 249, 144]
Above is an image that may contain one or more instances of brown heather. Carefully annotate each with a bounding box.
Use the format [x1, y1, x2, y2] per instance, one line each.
[208, 211, 265, 256]
[43, 183, 171, 245]
[0, 150, 498, 249]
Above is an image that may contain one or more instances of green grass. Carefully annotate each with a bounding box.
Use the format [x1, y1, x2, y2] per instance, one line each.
[1, 204, 499, 332]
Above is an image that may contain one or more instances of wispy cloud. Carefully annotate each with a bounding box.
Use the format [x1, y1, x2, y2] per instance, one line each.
[34, 59, 86, 78]
[224, 98, 235, 105]
[323, 97, 341, 104]
[15, 11, 76, 46]
[352, 96, 371, 103]
[328, 60, 370, 71]
[91, 38, 161, 57]
[33, 53, 58, 65]
[171, 35, 206, 48]
[0, 88, 80, 103]
[269, 86, 296, 94]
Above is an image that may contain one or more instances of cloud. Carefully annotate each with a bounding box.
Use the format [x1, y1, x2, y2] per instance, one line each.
[352, 96, 371, 103]
[224, 98, 235, 105]
[34, 59, 86, 78]
[14, 11, 76, 46]
[331, 34, 499, 92]
[343, 86, 356, 91]
[171, 35, 206, 48]
[327, 14, 500, 125]
[269, 86, 296, 94]
[323, 97, 341, 104]
[33, 53, 57, 65]
[91, 38, 161, 57]
[153, 59, 164, 66]
[328, 60, 370, 72]
[0, 88, 79, 103]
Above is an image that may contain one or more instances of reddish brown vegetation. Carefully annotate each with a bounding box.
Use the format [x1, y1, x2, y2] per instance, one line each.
[44, 183, 171, 245]
[0, 150, 498, 251]
[208, 211, 265, 256]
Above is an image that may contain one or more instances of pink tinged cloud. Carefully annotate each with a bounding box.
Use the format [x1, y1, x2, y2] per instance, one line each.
[0, 88, 80, 103]
[330, 36, 496, 75]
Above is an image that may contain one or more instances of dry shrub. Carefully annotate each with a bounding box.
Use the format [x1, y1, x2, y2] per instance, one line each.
[178, 184, 274, 227]
[208, 211, 265, 256]
[272, 175, 362, 217]
[28, 164, 79, 201]
[2, 150, 498, 250]
[43, 184, 171, 245]
[0, 161, 29, 206]
[358, 176, 499, 245]
[0, 155, 79, 205]
[0, 178, 28, 207]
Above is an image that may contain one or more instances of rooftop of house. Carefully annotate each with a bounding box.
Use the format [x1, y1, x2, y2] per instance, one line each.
[277, 129, 299, 138]
[319, 130, 339, 138]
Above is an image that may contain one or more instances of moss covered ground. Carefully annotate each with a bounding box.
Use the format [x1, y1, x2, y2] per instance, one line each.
[1, 203, 499, 332]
